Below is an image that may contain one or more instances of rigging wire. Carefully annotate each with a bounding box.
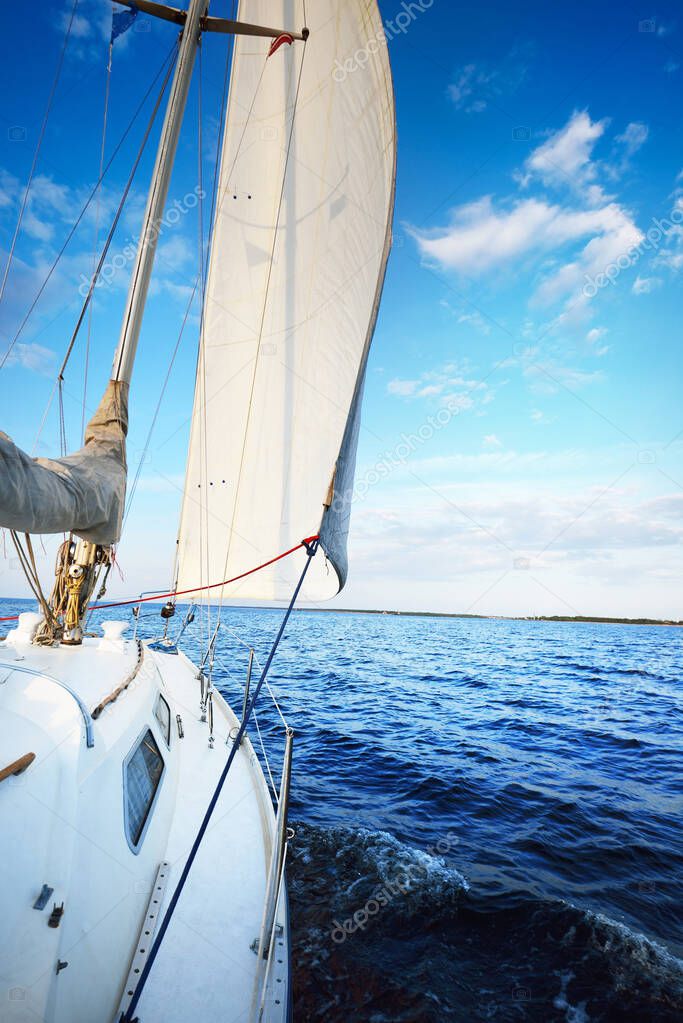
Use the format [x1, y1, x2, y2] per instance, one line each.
[0, 39, 179, 373]
[91, 534, 319, 612]
[0, 0, 80, 309]
[120, 538, 319, 1023]
[56, 51, 177, 386]
[8, 532, 54, 631]
[121, 276, 199, 533]
[82, 37, 115, 442]
[252, 706, 280, 803]
[196, 40, 211, 652]
[170, 0, 237, 598]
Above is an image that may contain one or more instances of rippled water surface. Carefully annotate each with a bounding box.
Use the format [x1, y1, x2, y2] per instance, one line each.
[3, 601, 682, 1020]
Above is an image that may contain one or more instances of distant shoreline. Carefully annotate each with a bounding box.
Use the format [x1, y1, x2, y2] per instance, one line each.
[1, 597, 680, 628]
[295, 608, 683, 627]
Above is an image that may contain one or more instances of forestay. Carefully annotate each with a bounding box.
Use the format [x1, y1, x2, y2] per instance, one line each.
[176, 0, 395, 602]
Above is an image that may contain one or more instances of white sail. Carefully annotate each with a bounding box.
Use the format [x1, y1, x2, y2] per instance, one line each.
[176, 0, 395, 602]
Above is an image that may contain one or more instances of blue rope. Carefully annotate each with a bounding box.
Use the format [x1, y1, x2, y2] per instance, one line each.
[121, 538, 318, 1022]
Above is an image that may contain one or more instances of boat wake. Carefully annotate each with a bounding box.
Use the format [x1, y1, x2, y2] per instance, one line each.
[289, 822, 683, 1022]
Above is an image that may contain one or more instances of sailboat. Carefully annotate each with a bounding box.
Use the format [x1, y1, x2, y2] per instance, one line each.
[0, 1, 395, 1020]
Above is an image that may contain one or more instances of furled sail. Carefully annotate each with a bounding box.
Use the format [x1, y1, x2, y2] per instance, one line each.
[0, 381, 128, 545]
[176, 0, 396, 602]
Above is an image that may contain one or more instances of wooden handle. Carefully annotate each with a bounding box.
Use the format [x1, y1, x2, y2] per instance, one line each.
[0, 752, 35, 783]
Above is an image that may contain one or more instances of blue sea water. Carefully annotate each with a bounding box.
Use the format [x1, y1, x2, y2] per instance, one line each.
[2, 599, 682, 1021]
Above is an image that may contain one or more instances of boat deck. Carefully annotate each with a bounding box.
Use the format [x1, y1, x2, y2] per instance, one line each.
[134, 647, 289, 1023]
[0, 621, 289, 1023]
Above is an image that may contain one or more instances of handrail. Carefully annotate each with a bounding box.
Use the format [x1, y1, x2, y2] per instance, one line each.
[0, 752, 35, 783]
[258, 847, 289, 1018]
[0, 661, 94, 748]
[251, 727, 294, 1017]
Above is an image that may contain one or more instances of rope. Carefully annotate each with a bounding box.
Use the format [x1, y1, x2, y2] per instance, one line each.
[92, 534, 319, 611]
[120, 538, 319, 1023]
[0, 0, 80, 309]
[0, 534, 319, 624]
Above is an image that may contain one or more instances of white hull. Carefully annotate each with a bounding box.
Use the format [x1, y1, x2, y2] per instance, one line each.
[0, 617, 289, 1022]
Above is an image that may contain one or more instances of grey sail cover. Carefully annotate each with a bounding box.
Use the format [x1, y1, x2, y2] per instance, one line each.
[0, 380, 128, 545]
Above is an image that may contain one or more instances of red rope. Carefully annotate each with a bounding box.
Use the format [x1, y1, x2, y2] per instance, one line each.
[0, 534, 319, 623]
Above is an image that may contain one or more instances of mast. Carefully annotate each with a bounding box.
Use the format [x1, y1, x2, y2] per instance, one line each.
[111, 0, 208, 385]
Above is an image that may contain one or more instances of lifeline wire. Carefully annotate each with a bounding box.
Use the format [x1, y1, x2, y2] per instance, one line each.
[120, 538, 319, 1022]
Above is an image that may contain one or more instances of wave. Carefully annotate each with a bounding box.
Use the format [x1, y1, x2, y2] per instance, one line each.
[289, 823, 683, 1022]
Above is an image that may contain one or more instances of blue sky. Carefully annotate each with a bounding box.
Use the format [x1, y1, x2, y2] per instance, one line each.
[1, 0, 682, 617]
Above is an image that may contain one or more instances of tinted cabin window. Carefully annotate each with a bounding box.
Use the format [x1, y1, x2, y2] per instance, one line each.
[154, 693, 171, 746]
[125, 729, 164, 849]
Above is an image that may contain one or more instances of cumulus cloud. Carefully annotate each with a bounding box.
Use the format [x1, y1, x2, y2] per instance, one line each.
[410, 193, 642, 311]
[409, 109, 646, 320]
[522, 110, 608, 192]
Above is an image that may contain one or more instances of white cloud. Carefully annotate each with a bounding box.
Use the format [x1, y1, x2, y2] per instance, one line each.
[448, 48, 531, 114]
[411, 192, 643, 312]
[0, 169, 18, 210]
[529, 409, 556, 425]
[585, 326, 610, 356]
[2, 341, 56, 375]
[524, 361, 603, 393]
[412, 196, 593, 273]
[339, 473, 683, 617]
[523, 110, 608, 192]
[387, 378, 419, 397]
[457, 310, 491, 334]
[632, 274, 662, 294]
[483, 434, 502, 447]
[534, 203, 643, 307]
[615, 122, 649, 158]
[448, 64, 492, 111]
[157, 234, 193, 272]
[387, 362, 493, 411]
[61, 11, 93, 38]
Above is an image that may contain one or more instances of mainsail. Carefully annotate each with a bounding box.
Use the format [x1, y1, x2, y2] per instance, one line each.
[176, 0, 396, 602]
